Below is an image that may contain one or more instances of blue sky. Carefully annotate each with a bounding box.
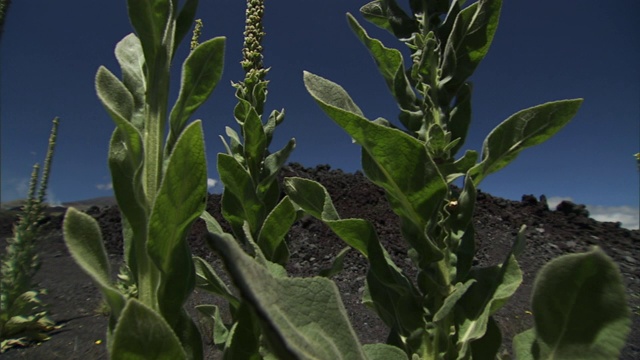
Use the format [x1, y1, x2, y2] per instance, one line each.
[1, 1, 639, 228]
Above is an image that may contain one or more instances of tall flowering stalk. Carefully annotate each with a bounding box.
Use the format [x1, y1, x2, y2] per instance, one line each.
[208, 0, 296, 262]
[1, 118, 60, 352]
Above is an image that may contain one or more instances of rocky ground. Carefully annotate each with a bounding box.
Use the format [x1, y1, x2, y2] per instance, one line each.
[1, 163, 638, 359]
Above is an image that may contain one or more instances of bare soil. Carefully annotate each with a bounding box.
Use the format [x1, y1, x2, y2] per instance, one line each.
[2, 163, 638, 359]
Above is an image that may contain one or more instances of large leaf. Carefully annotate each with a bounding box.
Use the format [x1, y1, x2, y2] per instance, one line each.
[115, 33, 146, 130]
[285, 177, 424, 339]
[240, 98, 267, 179]
[96, 67, 144, 177]
[195, 304, 230, 347]
[209, 232, 369, 360]
[363, 343, 408, 360]
[63, 208, 126, 336]
[126, 0, 172, 66]
[441, 0, 502, 91]
[470, 99, 583, 185]
[257, 196, 296, 265]
[304, 71, 447, 237]
[260, 138, 296, 191]
[513, 247, 630, 360]
[147, 121, 206, 331]
[110, 299, 187, 360]
[168, 37, 225, 154]
[456, 254, 522, 357]
[96, 66, 135, 125]
[347, 14, 416, 111]
[359, 0, 418, 39]
[218, 153, 263, 236]
[148, 120, 206, 273]
[193, 255, 239, 309]
[108, 129, 147, 283]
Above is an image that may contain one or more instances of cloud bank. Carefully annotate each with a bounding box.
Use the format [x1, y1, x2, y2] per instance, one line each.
[547, 196, 639, 230]
[96, 183, 113, 191]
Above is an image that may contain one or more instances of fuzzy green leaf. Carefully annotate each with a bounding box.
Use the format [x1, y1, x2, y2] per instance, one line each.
[218, 153, 263, 235]
[347, 14, 416, 111]
[126, 0, 172, 65]
[470, 315, 502, 359]
[63, 208, 111, 294]
[209, 232, 368, 360]
[283, 177, 339, 222]
[470, 99, 583, 185]
[318, 246, 350, 278]
[257, 196, 295, 265]
[108, 129, 146, 277]
[115, 34, 146, 130]
[284, 177, 424, 338]
[96, 66, 135, 125]
[260, 138, 296, 191]
[148, 120, 206, 273]
[196, 304, 230, 346]
[63, 208, 126, 334]
[168, 37, 225, 153]
[359, 0, 417, 39]
[111, 298, 187, 360]
[235, 98, 267, 178]
[304, 71, 447, 235]
[147, 121, 205, 336]
[513, 247, 630, 359]
[457, 254, 522, 356]
[200, 210, 225, 237]
[434, 279, 476, 322]
[442, 0, 502, 90]
[193, 255, 239, 309]
[222, 302, 261, 360]
[362, 343, 408, 360]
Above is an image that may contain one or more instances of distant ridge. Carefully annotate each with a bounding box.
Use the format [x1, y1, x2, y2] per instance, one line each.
[1, 196, 117, 212]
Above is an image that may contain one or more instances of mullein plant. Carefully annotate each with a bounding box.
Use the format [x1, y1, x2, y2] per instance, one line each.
[193, 1, 420, 359]
[210, 0, 297, 258]
[203, 0, 630, 359]
[1, 118, 60, 352]
[62, 0, 225, 358]
[290, 0, 630, 358]
[192, 0, 320, 353]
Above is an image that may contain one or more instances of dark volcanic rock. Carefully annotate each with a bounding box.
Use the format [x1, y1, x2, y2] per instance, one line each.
[1, 163, 638, 359]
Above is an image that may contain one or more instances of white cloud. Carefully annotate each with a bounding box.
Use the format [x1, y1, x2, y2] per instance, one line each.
[207, 178, 218, 189]
[96, 182, 113, 190]
[45, 189, 62, 207]
[587, 205, 639, 230]
[546, 196, 573, 210]
[0, 177, 30, 202]
[547, 196, 639, 230]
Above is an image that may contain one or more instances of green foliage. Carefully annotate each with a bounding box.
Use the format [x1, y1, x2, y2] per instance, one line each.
[58, 0, 630, 359]
[208, 230, 408, 360]
[513, 248, 630, 359]
[62, 0, 225, 358]
[214, 0, 296, 257]
[275, 0, 629, 358]
[1, 118, 60, 352]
